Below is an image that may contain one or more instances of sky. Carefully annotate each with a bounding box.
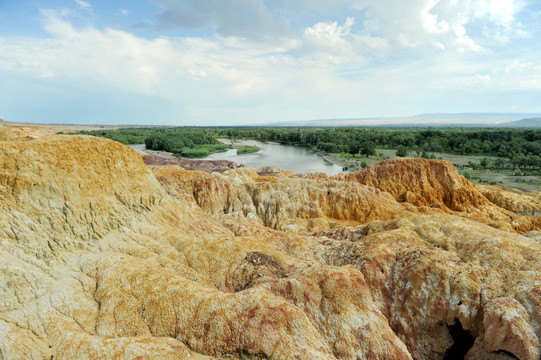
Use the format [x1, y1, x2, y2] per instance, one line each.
[1, 0, 541, 125]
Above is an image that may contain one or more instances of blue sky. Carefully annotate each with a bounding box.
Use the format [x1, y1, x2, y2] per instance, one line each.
[1, 0, 541, 125]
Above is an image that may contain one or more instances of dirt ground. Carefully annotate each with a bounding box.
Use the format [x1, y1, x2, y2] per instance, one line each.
[0, 119, 119, 138]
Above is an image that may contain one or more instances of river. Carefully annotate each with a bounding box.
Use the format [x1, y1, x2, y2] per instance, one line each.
[204, 140, 343, 175]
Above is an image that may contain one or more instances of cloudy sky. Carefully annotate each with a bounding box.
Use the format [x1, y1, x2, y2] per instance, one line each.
[1, 0, 540, 125]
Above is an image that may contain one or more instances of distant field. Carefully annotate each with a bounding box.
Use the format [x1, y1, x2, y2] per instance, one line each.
[461, 171, 541, 191]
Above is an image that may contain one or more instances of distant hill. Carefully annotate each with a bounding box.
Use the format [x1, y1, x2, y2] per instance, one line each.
[496, 118, 541, 128]
[265, 113, 541, 127]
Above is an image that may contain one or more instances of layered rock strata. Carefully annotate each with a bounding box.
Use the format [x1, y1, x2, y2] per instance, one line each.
[0, 127, 540, 360]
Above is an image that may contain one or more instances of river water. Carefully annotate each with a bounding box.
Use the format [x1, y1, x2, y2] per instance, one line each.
[204, 140, 343, 175]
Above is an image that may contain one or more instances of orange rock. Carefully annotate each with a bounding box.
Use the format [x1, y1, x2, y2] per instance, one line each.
[480, 184, 541, 217]
[337, 158, 541, 233]
[335, 158, 490, 211]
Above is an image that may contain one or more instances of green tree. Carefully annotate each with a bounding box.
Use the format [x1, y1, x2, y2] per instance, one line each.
[359, 141, 376, 157]
[396, 145, 409, 157]
[494, 158, 506, 169]
[480, 157, 489, 169]
[347, 142, 361, 156]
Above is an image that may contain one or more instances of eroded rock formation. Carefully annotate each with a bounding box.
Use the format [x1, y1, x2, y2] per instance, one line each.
[336, 158, 541, 233]
[479, 184, 541, 217]
[151, 166, 406, 233]
[0, 127, 540, 360]
[142, 154, 243, 173]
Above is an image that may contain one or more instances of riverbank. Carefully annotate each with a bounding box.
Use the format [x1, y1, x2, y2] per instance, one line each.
[128, 144, 176, 159]
[318, 152, 363, 172]
[205, 139, 343, 175]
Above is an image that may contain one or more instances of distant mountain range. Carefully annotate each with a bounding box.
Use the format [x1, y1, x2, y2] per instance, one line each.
[499, 118, 541, 128]
[265, 113, 541, 128]
[2, 113, 541, 128]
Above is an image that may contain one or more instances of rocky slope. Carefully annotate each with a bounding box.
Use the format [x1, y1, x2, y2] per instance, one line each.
[479, 184, 541, 217]
[151, 166, 406, 233]
[0, 127, 540, 360]
[335, 158, 541, 233]
[142, 154, 243, 173]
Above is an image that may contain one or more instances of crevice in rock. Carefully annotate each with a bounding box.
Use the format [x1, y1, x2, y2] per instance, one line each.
[493, 350, 519, 359]
[443, 318, 475, 360]
[231, 251, 286, 292]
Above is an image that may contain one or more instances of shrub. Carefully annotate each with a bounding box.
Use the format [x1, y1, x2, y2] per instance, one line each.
[180, 148, 210, 158]
[396, 145, 409, 157]
[237, 146, 259, 154]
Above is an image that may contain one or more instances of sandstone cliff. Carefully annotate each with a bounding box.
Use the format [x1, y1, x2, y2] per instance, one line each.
[0, 126, 540, 360]
[335, 158, 488, 211]
[335, 158, 541, 233]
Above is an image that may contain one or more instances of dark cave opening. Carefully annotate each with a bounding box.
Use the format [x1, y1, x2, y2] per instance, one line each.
[494, 350, 519, 359]
[443, 319, 475, 360]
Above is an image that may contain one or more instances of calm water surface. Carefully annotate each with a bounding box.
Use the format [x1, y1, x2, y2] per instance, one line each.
[204, 140, 343, 176]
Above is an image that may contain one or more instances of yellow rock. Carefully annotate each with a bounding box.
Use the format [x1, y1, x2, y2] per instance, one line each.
[0, 128, 539, 360]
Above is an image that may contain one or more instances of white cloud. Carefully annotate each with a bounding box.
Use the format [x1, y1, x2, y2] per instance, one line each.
[121, 9, 129, 15]
[1, 1, 540, 125]
[149, 0, 293, 43]
[505, 60, 536, 73]
[2, 11, 164, 95]
[133, 0, 529, 57]
[301, 16, 390, 63]
[41, 9, 78, 38]
[0, 11, 378, 122]
[346, 0, 526, 54]
[1, 9, 305, 109]
[502, 60, 541, 89]
[455, 73, 492, 87]
[75, 0, 92, 11]
[485, 0, 516, 27]
[304, 17, 356, 54]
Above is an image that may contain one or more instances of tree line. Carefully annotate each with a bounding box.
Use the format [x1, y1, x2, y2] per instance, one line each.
[76, 128, 227, 157]
[74, 127, 541, 170]
[215, 128, 541, 169]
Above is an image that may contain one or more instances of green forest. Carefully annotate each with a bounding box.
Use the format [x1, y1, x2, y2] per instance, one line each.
[75, 127, 541, 171]
[76, 128, 228, 158]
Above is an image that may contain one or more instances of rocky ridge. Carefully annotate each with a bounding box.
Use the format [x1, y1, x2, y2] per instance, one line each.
[0, 127, 540, 360]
